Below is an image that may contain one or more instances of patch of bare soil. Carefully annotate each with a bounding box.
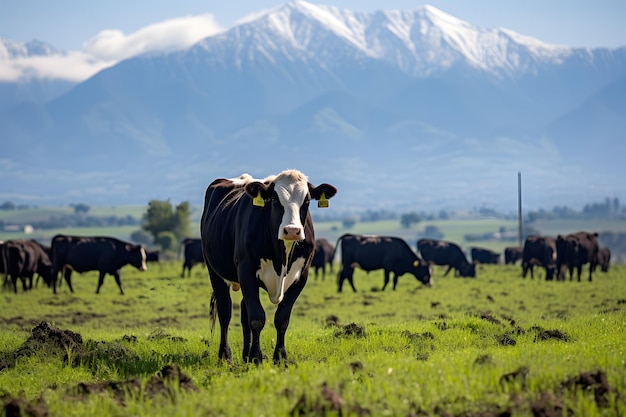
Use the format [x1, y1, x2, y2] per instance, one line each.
[0, 321, 138, 371]
[529, 326, 570, 342]
[68, 364, 198, 405]
[559, 370, 616, 408]
[291, 382, 371, 416]
[1, 395, 49, 417]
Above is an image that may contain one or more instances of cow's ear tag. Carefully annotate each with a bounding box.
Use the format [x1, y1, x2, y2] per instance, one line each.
[253, 192, 265, 207]
[317, 192, 329, 208]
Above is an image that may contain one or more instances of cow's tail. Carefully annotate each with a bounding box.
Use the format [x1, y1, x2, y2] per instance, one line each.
[1, 244, 8, 288]
[332, 233, 350, 263]
[209, 291, 217, 338]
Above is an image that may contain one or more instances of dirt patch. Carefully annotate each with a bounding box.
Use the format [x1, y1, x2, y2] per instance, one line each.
[0, 321, 138, 371]
[529, 326, 570, 342]
[560, 370, 616, 408]
[68, 364, 198, 405]
[499, 366, 529, 389]
[1, 395, 49, 417]
[291, 382, 370, 416]
[494, 332, 516, 346]
[334, 323, 366, 338]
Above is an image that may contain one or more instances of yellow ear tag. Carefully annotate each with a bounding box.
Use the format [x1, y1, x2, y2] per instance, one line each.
[253, 192, 265, 207]
[317, 192, 329, 208]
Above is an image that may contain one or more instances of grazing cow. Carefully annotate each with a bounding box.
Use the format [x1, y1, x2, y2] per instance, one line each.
[521, 236, 557, 280]
[1, 239, 54, 293]
[504, 246, 523, 265]
[336, 234, 431, 292]
[556, 231, 599, 282]
[180, 238, 203, 277]
[471, 247, 501, 264]
[51, 234, 147, 294]
[311, 238, 335, 280]
[417, 239, 476, 278]
[200, 170, 336, 365]
[597, 247, 611, 272]
[146, 250, 160, 263]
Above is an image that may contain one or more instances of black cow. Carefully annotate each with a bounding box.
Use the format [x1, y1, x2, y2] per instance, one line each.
[1, 239, 53, 293]
[471, 247, 500, 264]
[146, 250, 160, 263]
[335, 234, 431, 292]
[417, 239, 476, 278]
[556, 231, 599, 282]
[597, 247, 611, 272]
[311, 238, 335, 280]
[51, 234, 147, 294]
[180, 238, 203, 277]
[200, 170, 336, 365]
[504, 246, 523, 265]
[521, 236, 557, 280]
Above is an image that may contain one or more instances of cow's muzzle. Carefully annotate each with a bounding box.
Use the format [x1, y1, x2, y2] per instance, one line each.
[282, 226, 304, 241]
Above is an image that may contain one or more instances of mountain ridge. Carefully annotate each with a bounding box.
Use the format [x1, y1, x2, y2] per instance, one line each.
[1, 2, 625, 212]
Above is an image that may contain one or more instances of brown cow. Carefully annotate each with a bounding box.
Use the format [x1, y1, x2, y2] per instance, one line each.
[521, 236, 557, 280]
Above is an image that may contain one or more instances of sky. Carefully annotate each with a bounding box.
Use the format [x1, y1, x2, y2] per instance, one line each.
[0, 0, 625, 82]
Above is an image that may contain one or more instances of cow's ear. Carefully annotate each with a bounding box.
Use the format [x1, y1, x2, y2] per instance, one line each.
[245, 181, 273, 207]
[309, 183, 337, 208]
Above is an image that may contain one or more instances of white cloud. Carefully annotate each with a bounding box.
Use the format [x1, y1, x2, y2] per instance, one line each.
[0, 14, 223, 82]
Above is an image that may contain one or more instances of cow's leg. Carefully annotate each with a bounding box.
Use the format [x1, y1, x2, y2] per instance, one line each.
[112, 270, 124, 295]
[273, 272, 308, 366]
[63, 268, 74, 293]
[381, 270, 391, 291]
[521, 262, 528, 278]
[239, 264, 265, 364]
[346, 268, 357, 292]
[576, 265, 582, 282]
[443, 265, 453, 277]
[240, 299, 259, 362]
[209, 272, 232, 364]
[392, 272, 400, 290]
[96, 271, 106, 293]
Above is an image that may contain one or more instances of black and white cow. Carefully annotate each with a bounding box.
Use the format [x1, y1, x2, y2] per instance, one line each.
[335, 234, 432, 292]
[51, 234, 147, 294]
[200, 170, 336, 365]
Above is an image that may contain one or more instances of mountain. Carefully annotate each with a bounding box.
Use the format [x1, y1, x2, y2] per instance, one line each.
[1, 1, 625, 212]
[0, 38, 76, 111]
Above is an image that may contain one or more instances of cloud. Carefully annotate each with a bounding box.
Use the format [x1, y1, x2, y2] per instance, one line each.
[0, 14, 223, 82]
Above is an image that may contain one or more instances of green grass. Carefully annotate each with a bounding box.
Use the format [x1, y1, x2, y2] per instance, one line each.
[0, 260, 625, 416]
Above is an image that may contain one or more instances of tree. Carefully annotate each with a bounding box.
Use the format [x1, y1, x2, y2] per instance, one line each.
[142, 199, 192, 245]
[73, 203, 90, 214]
[400, 212, 421, 229]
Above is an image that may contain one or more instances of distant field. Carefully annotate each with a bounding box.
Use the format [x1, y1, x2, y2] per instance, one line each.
[2, 207, 625, 260]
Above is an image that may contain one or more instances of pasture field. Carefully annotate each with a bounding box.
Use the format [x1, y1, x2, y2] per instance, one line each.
[0, 260, 625, 416]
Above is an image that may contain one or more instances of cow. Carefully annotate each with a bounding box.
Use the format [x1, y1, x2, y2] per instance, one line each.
[417, 239, 476, 278]
[556, 231, 599, 282]
[1, 239, 53, 293]
[50, 234, 147, 295]
[521, 236, 557, 280]
[200, 170, 336, 365]
[597, 247, 611, 273]
[335, 234, 431, 292]
[504, 246, 523, 265]
[471, 247, 500, 264]
[311, 238, 335, 280]
[180, 238, 203, 277]
[146, 250, 160, 263]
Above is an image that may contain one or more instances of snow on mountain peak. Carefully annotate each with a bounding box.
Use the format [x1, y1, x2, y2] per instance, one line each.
[200, 1, 574, 77]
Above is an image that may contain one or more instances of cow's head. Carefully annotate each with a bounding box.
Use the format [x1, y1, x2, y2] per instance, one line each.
[244, 169, 337, 242]
[460, 261, 476, 278]
[412, 259, 432, 286]
[127, 245, 148, 272]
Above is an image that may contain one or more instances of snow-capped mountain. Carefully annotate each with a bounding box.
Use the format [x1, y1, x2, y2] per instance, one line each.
[1, 1, 625, 212]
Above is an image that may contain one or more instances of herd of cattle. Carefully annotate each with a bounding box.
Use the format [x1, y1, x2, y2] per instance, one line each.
[0, 169, 616, 365]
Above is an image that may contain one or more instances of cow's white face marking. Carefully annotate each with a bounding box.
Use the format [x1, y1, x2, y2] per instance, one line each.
[140, 248, 147, 271]
[256, 257, 306, 304]
[272, 171, 309, 241]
